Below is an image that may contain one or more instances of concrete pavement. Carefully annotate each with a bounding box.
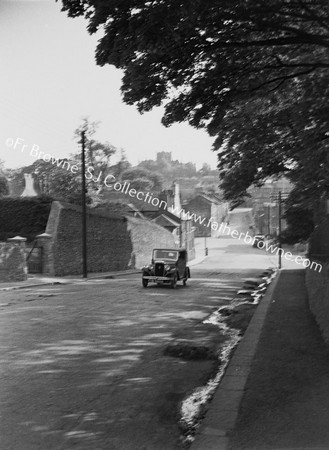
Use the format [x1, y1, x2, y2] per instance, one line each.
[192, 268, 329, 450]
[191, 269, 280, 450]
[0, 269, 140, 292]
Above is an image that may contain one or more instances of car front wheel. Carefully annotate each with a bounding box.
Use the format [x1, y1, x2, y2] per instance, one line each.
[142, 278, 148, 288]
[171, 273, 177, 289]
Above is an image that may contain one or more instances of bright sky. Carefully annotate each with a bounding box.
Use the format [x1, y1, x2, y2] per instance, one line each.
[0, 0, 218, 170]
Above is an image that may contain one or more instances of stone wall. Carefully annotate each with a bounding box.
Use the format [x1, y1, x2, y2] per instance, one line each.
[185, 196, 211, 237]
[226, 208, 254, 235]
[0, 241, 27, 282]
[308, 215, 329, 262]
[45, 202, 132, 276]
[305, 216, 329, 343]
[126, 216, 176, 269]
[45, 201, 176, 276]
[305, 263, 329, 344]
[210, 202, 229, 238]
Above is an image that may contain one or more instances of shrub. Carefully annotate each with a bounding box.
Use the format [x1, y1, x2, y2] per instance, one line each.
[281, 206, 314, 244]
[0, 177, 9, 197]
[0, 196, 53, 242]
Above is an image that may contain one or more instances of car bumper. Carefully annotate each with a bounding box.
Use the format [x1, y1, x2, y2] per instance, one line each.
[142, 276, 172, 282]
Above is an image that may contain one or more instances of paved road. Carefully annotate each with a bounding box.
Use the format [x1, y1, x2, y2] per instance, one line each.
[0, 238, 272, 449]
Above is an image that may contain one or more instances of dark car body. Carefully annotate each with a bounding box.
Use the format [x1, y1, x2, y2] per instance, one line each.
[142, 248, 190, 288]
[252, 234, 265, 248]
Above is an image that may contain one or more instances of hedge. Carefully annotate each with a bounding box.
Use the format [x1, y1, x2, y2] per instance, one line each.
[0, 196, 53, 242]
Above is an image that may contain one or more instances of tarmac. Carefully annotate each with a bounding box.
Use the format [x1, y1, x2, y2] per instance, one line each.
[2, 244, 327, 450]
[192, 268, 329, 450]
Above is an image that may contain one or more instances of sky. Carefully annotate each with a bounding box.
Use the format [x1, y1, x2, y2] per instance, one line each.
[0, 0, 218, 170]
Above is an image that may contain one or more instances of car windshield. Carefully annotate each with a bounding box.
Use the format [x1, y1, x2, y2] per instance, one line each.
[153, 250, 178, 260]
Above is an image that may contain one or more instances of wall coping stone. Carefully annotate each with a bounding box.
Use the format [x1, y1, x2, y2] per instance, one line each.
[7, 236, 27, 242]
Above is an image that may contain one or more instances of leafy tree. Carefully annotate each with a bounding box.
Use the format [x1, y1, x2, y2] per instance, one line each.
[0, 177, 9, 197]
[6, 119, 122, 205]
[111, 149, 131, 179]
[74, 117, 117, 192]
[58, 0, 329, 124]
[12, 159, 87, 205]
[59, 0, 329, 221]
[120, 167, 163, 191]
[138, 158, 197, 179]
[281, 205, 315, 244]
[199, 163, 211, 176]
[216, 70, 329, 206]
[0, 159, 5, 175]
[0, 160, 9, 196]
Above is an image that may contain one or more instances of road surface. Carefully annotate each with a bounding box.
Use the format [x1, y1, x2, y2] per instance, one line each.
[0, 238, 273, 449]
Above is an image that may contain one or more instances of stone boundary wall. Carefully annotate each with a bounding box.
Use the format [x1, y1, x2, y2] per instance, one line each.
[308, 215, 329, 262]
[45, 202, 176, 276]
[45, 201, 132, 276]
[305, 263, 329, 344]
[225, 208, 254, 235]
[305, 216, 329, 343]
[126, 216, 176, 269]
[0, 241, 27, 282]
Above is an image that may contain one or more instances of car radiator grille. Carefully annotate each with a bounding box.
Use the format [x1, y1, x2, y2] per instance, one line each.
[155, 263, 164, 276]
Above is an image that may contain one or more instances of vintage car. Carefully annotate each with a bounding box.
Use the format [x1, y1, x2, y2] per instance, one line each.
[252, 234, 265, 248]
[142, 248, 190, 288]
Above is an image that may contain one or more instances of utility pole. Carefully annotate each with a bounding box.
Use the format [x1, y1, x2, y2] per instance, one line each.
[81, 130, 87, 278]
[267, 204, 271, 236]
[269, 191, 289, 269]
[179, 211, 183, 248]
[278, 191, 282, 269]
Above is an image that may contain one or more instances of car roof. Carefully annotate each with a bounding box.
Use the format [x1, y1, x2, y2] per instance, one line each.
[153, 248, 186, 252]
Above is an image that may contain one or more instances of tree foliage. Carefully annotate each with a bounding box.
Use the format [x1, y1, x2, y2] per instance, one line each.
[138, 156, 197, 179]
[0, 196, 53, 242]
[7, 119, 125, 206]
[0, 177, 9, 197]
[59, 0, 329, 220]
[120, 167, 163, 191]
[74, 117, 117, 193]
[282, 205, 315, 244]
[110, 150, 131, 179]
[8, 159, 85, 205]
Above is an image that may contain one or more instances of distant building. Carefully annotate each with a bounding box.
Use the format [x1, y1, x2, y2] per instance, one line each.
[184, 193, 229, 237]
[156, 151, 172, 164]
[98, 182, 196, 259]
[152, 214, 181, 245]
[247, 177, 293, 235]
[21, 173, 38, 197]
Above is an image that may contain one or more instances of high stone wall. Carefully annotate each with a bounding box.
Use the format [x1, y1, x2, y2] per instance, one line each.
[305, 216, 329, 343]
[305, 262, 329, 344]
[45, 202, 132, 276]
[126, 216, 176, 269]
[0, 241, 27, 282]
[45, 201, 176, 276]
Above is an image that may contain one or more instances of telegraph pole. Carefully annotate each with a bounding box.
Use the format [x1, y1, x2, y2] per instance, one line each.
[268, 191, 289, 270]
[267, 204, 271, 236]
[278, 191, 282, 269]
[81, 130, 87, 278]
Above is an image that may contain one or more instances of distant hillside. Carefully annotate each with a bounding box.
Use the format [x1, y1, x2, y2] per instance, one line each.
[137, 152, 220, 201]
